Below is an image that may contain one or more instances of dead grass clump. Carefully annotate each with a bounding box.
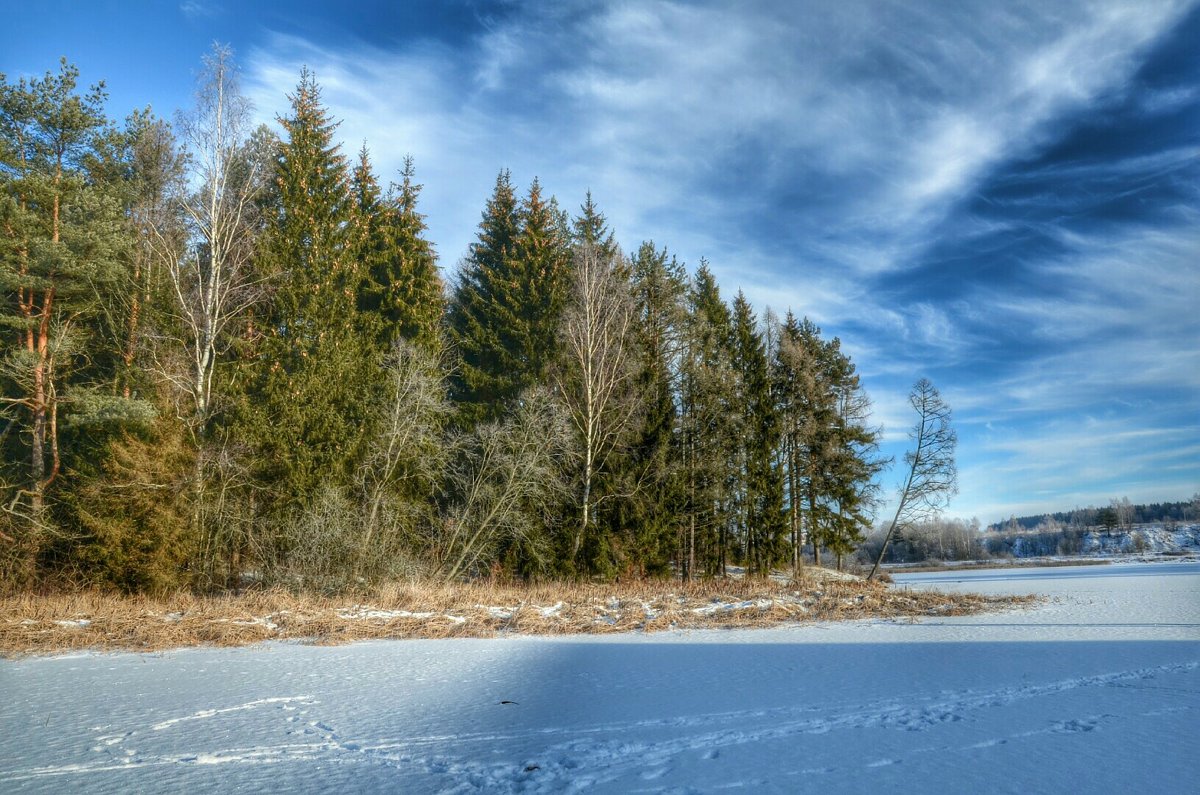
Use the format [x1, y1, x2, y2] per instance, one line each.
[0, 571, 1038, 657]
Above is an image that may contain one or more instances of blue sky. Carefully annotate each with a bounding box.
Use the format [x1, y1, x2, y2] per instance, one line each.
[4, 0, 1198, 524]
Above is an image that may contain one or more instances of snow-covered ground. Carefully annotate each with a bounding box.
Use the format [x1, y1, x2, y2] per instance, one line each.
[2, 562, 1197, 793]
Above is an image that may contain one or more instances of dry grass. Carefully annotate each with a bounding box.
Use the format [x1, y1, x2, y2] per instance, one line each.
[0, 569, 1037, 658]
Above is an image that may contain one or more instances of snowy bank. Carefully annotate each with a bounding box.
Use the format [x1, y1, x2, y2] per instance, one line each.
[0, 561, 1196, 792]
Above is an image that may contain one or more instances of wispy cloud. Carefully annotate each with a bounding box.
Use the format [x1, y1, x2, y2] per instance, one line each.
[179, 2, 218, 22]
[236, 0, 1200, 521]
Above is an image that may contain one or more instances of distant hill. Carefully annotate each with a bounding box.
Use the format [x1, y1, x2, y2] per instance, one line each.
[986, 499, 1197, 533]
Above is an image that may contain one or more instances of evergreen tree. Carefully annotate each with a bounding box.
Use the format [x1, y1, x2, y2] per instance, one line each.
[732, 292, 785, 575]
[678, 262, 738, 578]
[387, 157, 443, 349]
[448, 169, 519, 426]
[448, 174, 571, 426]
[0, 60, 132, 529]
[245, 69, 372, 507]
[775, 314, 882, 569]
[822, 337, 886, 569]
[571, 191, 617, 260]
[605, 242, 688, 576]
[353, 152, 443, 352]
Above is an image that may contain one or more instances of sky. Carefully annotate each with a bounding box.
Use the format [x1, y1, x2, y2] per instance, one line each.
[3, 0, 1197, 525]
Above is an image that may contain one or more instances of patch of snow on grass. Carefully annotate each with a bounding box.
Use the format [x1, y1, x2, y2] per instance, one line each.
[692, 598, 774, 615]
[536, 602, 564, 618]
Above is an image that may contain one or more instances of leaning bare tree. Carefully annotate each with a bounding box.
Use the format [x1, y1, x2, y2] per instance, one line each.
[151, 44, 264, 435]
[868, 378, 957, 580]
[556, 243, 640, 563]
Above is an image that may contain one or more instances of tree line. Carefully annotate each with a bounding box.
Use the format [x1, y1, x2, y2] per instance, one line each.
[2, 51, 900, 594]
[986, 496, 1200, 534]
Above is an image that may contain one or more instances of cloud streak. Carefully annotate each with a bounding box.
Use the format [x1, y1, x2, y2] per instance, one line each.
[235, 0, 1199, 522]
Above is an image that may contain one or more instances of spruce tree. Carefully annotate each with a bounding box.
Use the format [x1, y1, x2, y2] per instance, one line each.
[774, 314, 882, 569]
[246, 69, 372, 506]
[448, 174, 571, 426]
[353, 151, 443, 352]
[571, 191, 617, 260]
[678, 262, 738, 578]
[732, 292, 785, 575]
[448, 170, 519, 425]
[611, 242, 688, 575]
[387, 157, 443, 349]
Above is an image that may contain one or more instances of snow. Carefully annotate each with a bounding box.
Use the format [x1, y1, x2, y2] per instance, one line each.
[2, 562, 1196, 793]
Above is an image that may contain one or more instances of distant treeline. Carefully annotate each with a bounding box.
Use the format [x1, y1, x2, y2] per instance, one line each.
[864, 510, 1200, 565]
[986, 498, 1199, 533]
[1, 53, 890, 593]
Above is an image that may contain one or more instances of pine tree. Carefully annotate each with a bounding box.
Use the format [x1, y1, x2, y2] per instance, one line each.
[0, 60, 131, 527]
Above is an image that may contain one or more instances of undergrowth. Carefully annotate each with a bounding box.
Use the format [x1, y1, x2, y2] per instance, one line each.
[0, 571, 1037, 657]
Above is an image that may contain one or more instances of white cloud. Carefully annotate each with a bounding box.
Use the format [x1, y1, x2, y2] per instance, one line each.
[236, 1, 1198, 522]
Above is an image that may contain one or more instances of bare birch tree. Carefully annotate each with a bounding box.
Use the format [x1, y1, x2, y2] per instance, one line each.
[868, 378, 957, 580]
[556, 243, 640, 563]
[151, 44, 263, 434]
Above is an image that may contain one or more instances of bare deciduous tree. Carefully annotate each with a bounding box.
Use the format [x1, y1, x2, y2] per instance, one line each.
[354, 340, 450, 577]
[1111, 496, 1134, 531]
[556, 244, 640, 562]
[868, 378, 957, 580]
[433, 389, 571, 582]
[151, 44, 264, 433]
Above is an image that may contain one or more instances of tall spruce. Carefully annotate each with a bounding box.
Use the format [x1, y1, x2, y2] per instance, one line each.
[607, 242, 688, 576]
[679, 263, 738, 578]
[247, 69, 371, 506]
[353, 152, 443, 352]
[774, 313, 882, 569]
[448, 174, 571, 426]
[732, 292, 785, 575]
[821, 336, 886, 569]
[571, 191, 617, 260]
[448, 170, 519, 425]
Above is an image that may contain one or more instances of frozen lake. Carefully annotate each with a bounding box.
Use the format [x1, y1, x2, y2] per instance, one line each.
[2, 562, 1197, 793]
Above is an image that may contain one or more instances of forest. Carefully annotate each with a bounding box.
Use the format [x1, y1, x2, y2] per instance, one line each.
[0, 51, 901, 595]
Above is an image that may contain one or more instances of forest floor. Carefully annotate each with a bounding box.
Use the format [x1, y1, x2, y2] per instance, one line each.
[0, 569, 1033, 657]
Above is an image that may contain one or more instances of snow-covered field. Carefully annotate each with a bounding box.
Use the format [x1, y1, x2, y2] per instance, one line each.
[2, 562, 1197, 794]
